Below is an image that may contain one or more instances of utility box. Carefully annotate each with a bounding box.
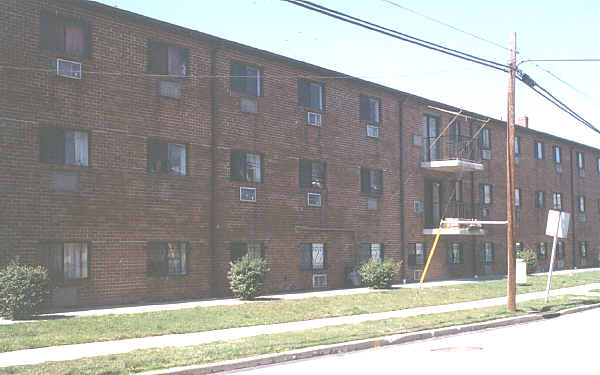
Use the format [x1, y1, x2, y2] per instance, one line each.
[516, 259, 527, 284]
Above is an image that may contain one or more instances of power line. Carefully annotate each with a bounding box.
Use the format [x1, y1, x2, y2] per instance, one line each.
[520, 58, 600, 64]
[379, 0, 511, 53]
[281, 0, 510, 73]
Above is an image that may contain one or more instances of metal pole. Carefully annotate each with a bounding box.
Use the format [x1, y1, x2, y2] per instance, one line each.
[545, 214, 561, 303]
[506, 33, 517, 312]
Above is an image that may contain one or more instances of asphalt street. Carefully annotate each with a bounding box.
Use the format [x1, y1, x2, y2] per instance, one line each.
[224, 308, 599, 375]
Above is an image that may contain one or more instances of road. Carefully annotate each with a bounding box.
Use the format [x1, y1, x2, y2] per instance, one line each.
[225, 308, 599, 375]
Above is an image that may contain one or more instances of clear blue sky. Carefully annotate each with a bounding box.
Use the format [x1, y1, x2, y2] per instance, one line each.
[98, 0, 600, 148]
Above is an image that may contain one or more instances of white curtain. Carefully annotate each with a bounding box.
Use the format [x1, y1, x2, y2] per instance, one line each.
[246, 153, 261, 182]
[65, 131, 88, 166]
[64, 242, 87, 280]
[168, 143, 186, 175]
[312, 243, 324, 269]
[371, 244, 381, 260]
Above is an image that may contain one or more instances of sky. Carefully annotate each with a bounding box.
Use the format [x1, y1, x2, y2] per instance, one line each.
[97, 0, 600, 148]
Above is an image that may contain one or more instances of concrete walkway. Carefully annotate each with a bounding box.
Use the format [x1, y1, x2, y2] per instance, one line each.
[1, 280, 599, 368]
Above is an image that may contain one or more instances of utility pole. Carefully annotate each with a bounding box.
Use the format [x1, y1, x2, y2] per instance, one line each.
[506, 32, 517, 312]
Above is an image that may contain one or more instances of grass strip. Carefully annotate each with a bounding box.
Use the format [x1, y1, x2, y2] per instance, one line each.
[1, 295, 598, 375]
[1, 270, 599, 352]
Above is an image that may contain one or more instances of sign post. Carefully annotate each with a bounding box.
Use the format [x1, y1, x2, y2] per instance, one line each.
[544, 210, 570, 303]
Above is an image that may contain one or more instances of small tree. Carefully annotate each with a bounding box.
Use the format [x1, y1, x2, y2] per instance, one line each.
[358, 259, 401, 289]
[517, 249, 537, 275]
[0, 261, 50, 320]
[228, 256, 268, 300]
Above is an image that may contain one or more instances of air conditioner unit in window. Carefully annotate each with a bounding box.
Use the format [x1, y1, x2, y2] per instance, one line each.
[56, 58, 82, 79]
[312, 274, 327, 288]
[366, 124, 379, 138]
[307, 111, 322, 127]
[413, 270, 423, 281]
[307, 192, 322, 207]
[240, 187, 256, 202]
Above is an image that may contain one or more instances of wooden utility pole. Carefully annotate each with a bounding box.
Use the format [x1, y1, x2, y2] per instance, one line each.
[506, 32, 517, 312]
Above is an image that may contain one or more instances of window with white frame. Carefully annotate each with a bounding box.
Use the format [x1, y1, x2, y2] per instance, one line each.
[148, 140, 187, 175]
[480, 242, 494, 264]
[514, 136, 520, 155]
[147, 242, 188, 276]
[552, 192, 563, 210]
[239, 187, 257, 202]
[535, 191, 545, 208]
[514, 188, 521, 207]
[578, 196, 585, 212]
[230, 62, 261, 96]
[360, 243, 383, 263]
[40, 127, 89, 166]
[447, 243, 463, 264]
[44, 242, 89, 281]
[231, 151, 262, 183]
[535, 141, 544, 160]
[577, 152, 585, 169]
[300, 243, 326, 270]
[553, 146, 561, 164]
[479, 184, 492, 205]
[408, 243, 425, 266]
[307, 192, 322, 207]
[298, 79, 323, 110]
[597, 157, 600, 173]
[360, 95, 381, 123]
[299, 160, 325, 188]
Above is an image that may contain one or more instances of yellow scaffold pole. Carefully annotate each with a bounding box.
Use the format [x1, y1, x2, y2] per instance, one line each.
[419, 221, 444, 285]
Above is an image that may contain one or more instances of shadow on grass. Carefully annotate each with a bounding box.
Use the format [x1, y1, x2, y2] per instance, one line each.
[524, 298, 600, 315]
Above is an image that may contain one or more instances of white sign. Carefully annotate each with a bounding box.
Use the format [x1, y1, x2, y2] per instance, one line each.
[545, 210, 570, 238]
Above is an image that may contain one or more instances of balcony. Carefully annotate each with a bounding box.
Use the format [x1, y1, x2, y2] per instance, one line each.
[423, 202, 487, 236]
[420, 135, 484, 173]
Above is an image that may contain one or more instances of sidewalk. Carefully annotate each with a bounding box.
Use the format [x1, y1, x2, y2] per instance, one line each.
[1, 281, 599, 368]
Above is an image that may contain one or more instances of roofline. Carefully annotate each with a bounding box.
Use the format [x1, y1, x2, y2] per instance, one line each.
[67, 0, 599, 154]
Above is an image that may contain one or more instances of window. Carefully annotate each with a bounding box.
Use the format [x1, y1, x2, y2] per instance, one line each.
[231, 151, 262, 183]
[536, 242, 547, 260]
[148, 41, 187, 76]
[230, 62, 261, 96]
[240, 187, 257, 202]
[480, 242, 494, 264]
[514, 136, 520, 155]
[298, 79, 323, 110]
[40, 127, 89, 166]
[299, 243, 326, 270]
[147, 242, 187, 276]
[449, 120, 460, 141]
[44, 242, 89, 281]
[359, 95, 380, 123]
[514, 188, 521, 207]
[299, 160, 325, 188]
[515, 242, 523, 255]
[535, 141, 544, 160]
[577, 152, 585, 169]
[597, 199, 600, 215]
[479, 184, 492, 205]
[447, 243, 463, 264]
[230, 242, 264, 262]
[535, 191, 545, 208]
[597, 157, 600, 174]
[478, 128, 490, 149]
[450, 180, 463, 202]
[578, 196, 585, 213]
[407, 243, 425, 266]
[148, 140, 187, 175]
[366, 124, 380, 138]
[360, 243, 383, 263]
[557, 241, 565, 259]
[307, 192, 322, 207]
[553, 146, 561, 164]
[579, 241, 588, 258]
[552, 192, 563, 210]
[360, 168, 383, 195]
[40, 13, 90, 58]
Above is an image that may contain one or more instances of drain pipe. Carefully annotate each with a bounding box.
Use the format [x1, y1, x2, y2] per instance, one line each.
[209, 43, 221, 297]
[398, 97, 406, 281]
[569, 146, 577, 269]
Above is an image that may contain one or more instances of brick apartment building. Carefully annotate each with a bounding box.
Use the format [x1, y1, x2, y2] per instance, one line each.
[1, 0, 599, 307]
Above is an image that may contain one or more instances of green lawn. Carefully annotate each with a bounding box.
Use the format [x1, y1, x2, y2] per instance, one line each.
[1, 295, 598, 375]
[1, 270, 598, 353]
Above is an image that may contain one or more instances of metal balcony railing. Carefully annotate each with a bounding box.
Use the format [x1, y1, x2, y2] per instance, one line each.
[424, 202, 483, 229]
[422, 135, 481, 163]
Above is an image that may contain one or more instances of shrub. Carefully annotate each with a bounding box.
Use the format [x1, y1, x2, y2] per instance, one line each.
[357, 259, 401, 289]
[517, 249, 537, 274]
[0, 261, 50, 320]
[227, 256, 269, 300]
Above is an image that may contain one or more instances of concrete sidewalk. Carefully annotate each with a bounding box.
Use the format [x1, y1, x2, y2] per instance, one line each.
[1, 281, 599, 368]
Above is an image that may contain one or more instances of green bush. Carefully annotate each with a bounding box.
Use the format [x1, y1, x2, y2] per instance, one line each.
[517, 249, 537, 274]
[0, 261, 50, 320]
[228, 256, 269, 300]
[357, 259, 401, 289]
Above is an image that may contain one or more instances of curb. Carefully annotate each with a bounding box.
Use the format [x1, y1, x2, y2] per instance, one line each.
[142, 302, 600, 375]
